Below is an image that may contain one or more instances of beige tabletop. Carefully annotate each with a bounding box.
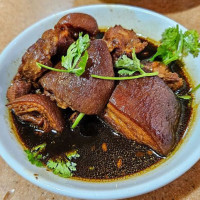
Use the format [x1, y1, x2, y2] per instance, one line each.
[1, 0, 200, 199]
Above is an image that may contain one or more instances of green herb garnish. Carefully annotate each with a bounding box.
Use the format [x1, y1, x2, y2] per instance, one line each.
[47, 150, 80, 178]
[177, 95, 192, 100]
[177, 83, 200, 100]
[115, 49, 145, 75]
[91, 49, 158, 80]
[24, 143, 46, 167]
[71, 112, 85, 129]
[61, 32, 90, 76]
[37, 32, 90, 76]
[150, 25, 200, 65]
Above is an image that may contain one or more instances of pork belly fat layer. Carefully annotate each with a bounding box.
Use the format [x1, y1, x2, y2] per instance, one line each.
[40, 39, 115, 115]
[7, 94, 65, 133]
[104, 76, 181, 155]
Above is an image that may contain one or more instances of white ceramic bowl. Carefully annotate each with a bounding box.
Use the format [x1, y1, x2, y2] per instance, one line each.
[0, 4, 200, 200]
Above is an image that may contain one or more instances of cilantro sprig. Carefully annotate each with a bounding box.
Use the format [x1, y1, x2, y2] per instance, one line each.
[37, 32, 90, 76]
[24, 143, 46, 167]
[25, 143, 80, 178]
[91, 49, 158, 80]
[150, 25, 200, 65]
[47, 150, 80, 178]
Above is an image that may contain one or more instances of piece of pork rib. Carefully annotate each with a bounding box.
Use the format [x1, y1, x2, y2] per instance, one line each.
[104, 76, 181, 156]
[55, 13, 98, 37]
[103, 25, 148, 60]
[7, 94, 64, 133]
[39, 39, 115, 115]
[143, 61, 183, 91]
[18, 29, 74, 82]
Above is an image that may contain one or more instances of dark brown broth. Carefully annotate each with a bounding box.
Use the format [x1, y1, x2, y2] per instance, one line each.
[10, 36, 192, 180]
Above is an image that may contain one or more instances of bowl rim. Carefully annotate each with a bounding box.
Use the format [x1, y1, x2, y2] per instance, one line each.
[0, 4, 200, 200]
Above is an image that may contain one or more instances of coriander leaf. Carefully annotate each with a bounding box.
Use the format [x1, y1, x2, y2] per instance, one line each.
[37, 32, 90, 76]
[115, 49, 145, 75]
[161, 25, 180, 51]
[115, 55, 134, 69]
[70, 50, 88, 77]
[47, 151, 80, 178]
[66, 150, 80, 160]
[47, 160, 72, 178]
[150, 25, 200, 65]
[24, 150, 44, 167]
[24, 143, 46, 167]
[118, 69, 135, 75]
[183, 30, 200, 57]
[61, 32, 90, 76]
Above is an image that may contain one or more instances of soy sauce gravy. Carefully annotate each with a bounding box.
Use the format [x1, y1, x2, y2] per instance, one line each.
[10, 37, 192, 180]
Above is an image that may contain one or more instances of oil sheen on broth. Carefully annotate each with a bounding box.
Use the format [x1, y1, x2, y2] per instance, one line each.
[10, 35, 192, 180]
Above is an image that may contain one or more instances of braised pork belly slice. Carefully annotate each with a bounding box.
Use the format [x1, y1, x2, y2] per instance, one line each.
[104, 76, 181, 155]
[39, 39, 115, 115]
[103, 25, 148, 60]
[143, 61, 183, 91]
[7, 94, 64, 133]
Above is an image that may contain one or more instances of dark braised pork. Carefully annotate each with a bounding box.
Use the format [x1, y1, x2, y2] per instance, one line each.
[103, 25, 148, 60]
[7, 74, 31, 102]
[104, 76, 181, 155]
[39, 39, 115, 115]
[143, 61, 183, 91]
[16, 13, 99, 82]
[6, 12, 184, 141]
[7, 94, 64, 133]
[18, 29, 74, 81]
[55, 13, 98, 37]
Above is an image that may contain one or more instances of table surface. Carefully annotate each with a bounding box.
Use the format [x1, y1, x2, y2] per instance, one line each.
[1, 0, 200, 199]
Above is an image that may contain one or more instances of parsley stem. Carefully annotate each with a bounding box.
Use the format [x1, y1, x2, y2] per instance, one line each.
[71, 113, 85, 129]
[36, 62, 68, 72]
[91, 72, 159, 80]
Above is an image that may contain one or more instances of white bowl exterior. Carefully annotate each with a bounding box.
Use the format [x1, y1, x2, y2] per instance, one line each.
[0, 4, 200, 200]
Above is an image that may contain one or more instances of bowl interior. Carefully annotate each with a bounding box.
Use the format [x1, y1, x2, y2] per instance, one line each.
[0, 4, 200, 200]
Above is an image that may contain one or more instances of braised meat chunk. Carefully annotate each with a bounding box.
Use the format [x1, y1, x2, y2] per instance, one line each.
[13, 13, 99, 82]
[103, 25, 148, 60]
[7, 94, 64, 133]
[40, 39, 115, 115]
[18, 29, 74, 81]
[55, 13, 98, 37]
[143, 61, 183, 91]
[104, 76, 181, 155]
[7, 74, 31, 102]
